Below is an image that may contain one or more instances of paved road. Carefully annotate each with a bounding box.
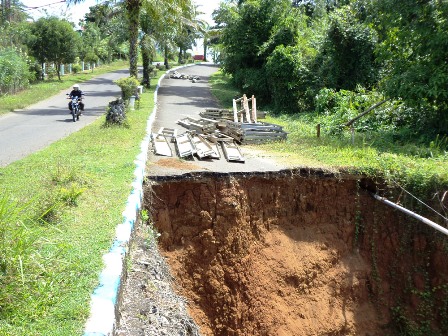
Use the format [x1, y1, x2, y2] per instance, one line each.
[0, 69, 130, 167]
[148, 63, 286, 176]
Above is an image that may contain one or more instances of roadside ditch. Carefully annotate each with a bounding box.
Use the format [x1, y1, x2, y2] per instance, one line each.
[116, 168, 448, 335]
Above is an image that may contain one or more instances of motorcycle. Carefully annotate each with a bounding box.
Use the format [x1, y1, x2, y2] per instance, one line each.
[67, 94, 84, 122]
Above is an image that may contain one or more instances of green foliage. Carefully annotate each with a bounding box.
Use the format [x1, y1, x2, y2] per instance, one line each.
[314, 87, 385, 134]
[0, 48, 31, 95]
[209, 69, 241, 109]
[219, 0, 293, 102]
[314, 6, 379, 91]
[46, 65, 57, 80]
[265, 45, 314, 112]
[71, 63, 82, 74]
[114, 76, 140, 101]
[28, 17, 81, 80]
[0, 195, 38, 318]
[373, 0, 448, 134]
[105, 98, 127, 125]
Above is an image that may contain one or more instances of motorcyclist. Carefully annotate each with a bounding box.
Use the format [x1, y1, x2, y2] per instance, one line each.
[68, 84, 84, 113]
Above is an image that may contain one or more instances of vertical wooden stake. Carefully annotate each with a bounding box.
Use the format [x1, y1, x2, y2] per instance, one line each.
[243, 94, 251, 123]
[316, 124, 321, 138]
[251, 95, 257, 123]
[232, 99, 238, 123]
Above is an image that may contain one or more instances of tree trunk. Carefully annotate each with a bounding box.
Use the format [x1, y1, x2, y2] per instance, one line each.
[203, 37, 207, 62]
[164, 45, 170, 69]
[178, 47, 182, 64]
[57, 62, 61, 81]
[141, 44, 150, 88]
[126, 0, 142, 77]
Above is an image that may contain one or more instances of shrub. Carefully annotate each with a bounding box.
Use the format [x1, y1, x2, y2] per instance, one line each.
[72, 64, 82, 73]
[0, 48, 31, 95]
[46, 66, 57, 80]
[114, 76, 140, 101]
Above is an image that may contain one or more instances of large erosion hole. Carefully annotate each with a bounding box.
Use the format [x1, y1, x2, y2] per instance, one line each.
[145, 169, 448, 336]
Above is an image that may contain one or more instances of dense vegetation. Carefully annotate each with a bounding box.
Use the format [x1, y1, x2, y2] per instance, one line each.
[0, 0, 207, 97]
[213, 0, 448, 142]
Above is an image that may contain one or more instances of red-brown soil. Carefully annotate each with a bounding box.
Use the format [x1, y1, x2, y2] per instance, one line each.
[145, 170, 448, 336]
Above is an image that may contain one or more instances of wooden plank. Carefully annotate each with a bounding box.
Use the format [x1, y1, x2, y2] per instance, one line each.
[251, 96, 257, 123]
[243, 94, 251, 123]
[175, 133, 195, 158]
[221, 141, 245, 162]
[232, 99, 238, 122]
[190, 133, 216, 158]
[151, 133, 172, 157]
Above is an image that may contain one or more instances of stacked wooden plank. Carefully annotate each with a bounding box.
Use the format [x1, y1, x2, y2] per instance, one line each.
[200, 108, 267, 120]
[220, 121, 287, 144]
[177, 116, 217, 134]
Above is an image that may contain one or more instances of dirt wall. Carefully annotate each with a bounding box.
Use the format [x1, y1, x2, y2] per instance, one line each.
[145, 169, 448, 336]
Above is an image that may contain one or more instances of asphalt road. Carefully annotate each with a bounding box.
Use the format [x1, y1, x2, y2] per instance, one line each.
[0, 68, 130, 167]
[148, 63, 286, 176]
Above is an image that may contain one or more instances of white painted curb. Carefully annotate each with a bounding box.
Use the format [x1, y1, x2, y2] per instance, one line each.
[82, 63, 205, 336]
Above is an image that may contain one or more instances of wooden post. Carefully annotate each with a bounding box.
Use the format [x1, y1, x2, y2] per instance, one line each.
[243, 94, 251, 123]
[316, 124, 320, 138]
[232, 99, 238, 122]
[251, 95, 257, 123]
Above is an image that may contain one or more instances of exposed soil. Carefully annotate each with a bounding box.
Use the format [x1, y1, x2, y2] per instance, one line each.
[154, 158, 203, 171]
[117, 169, 448, 336]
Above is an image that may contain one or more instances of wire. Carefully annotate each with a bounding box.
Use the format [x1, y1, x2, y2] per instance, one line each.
[392, 179, 448, 223]
[22, 1, 66, 11]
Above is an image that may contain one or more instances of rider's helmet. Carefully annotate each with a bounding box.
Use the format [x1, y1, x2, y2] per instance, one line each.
[73, 84, 80, 90]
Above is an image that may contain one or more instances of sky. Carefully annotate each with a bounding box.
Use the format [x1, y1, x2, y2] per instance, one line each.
[20, 0, 222, 27]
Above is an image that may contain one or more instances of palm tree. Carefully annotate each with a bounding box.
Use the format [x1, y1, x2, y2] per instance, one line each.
[68, 0, 194, 77]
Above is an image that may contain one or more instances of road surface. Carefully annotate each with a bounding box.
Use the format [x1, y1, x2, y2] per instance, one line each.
[0, 69, 130, 167]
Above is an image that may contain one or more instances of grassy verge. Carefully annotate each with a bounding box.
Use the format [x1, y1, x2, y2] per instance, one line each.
[0, 60, 128, 116]
[209, 69, 448, 196]
[0, 73, 161, 335]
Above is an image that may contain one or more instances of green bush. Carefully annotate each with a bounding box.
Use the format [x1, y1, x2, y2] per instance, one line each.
[265, 45, 315, 113]
[314, 87, 390, 135]
[46, 66, 57, 80]
[0, 48, 31, 95]
[114, 76, 140, 101]
[72, 64, 82, 73]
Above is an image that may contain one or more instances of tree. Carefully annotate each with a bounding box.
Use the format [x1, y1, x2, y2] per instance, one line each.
[69, 0, 195, 77]
[84, 2, 129, 62]
[28, 17, 80, 80]
[217, 0, 294, 102]
[372, 0, 448, 133]
[313, 6, 378, 91]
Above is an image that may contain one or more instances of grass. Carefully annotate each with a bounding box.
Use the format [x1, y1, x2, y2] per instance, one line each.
[209, 69, 448, 196]
[0, 70, 161, 335]
[0, 60, 129, 116]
